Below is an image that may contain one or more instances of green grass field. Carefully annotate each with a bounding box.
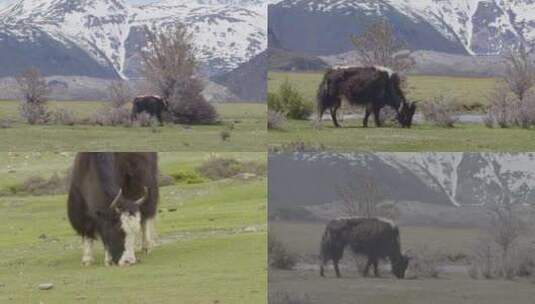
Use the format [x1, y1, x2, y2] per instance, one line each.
[269, 120, 535, 151]
[0, 152, 267, 304]
[267, 71, 535, 151]
[0, 101, 266, 151]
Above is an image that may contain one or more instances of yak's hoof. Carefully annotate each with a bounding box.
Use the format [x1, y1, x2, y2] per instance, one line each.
[81, 258, 94, 267]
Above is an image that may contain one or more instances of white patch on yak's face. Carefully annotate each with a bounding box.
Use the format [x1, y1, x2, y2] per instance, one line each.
[374, 65, 394, 78]
[118, 211, 141, 266]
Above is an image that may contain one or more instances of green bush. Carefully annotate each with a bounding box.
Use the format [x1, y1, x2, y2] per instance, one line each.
[170, 170, 205, 184]
[268, 92, 284, 113]
[269, 80, 313, 120]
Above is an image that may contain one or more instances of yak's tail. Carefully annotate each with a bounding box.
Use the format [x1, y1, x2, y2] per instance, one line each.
[316, 71, 331, 122]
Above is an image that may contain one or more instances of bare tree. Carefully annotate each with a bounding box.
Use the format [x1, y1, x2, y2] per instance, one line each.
[336, 174, 398, 219]
[107, 80, 132, 109]
[503, 44, 535, 102]
[140, 24, 217, 124]
[16, 68, 49, 124]
[485, 194, 526, 279]
[351, 20, 415, 73]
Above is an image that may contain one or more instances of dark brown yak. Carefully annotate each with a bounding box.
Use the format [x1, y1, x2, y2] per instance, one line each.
[131, 95, 168, 124]
[320, 217, 409, 279]
[316, 66, 416, 128]
[67, 153, 159, 266]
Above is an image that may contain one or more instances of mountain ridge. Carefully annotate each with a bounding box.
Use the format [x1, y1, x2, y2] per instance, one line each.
[0, 0, 267, 78]
[269, 0, 535, 57]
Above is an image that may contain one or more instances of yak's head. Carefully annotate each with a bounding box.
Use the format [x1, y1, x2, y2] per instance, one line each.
[398, 102, 417, 128]
[391, 254, 410, 279]
[98, 187, 147, 266]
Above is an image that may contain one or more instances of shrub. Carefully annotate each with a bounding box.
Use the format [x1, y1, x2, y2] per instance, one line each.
[270, 80, 314, 120]
[170, 170, 205, 184]
[268, 234, 298, 270]
[421, 95, 459, 127]
[50, 109, 77, 126]
[170, 95, 218, 125]
[91, 107, 132, 127]
[158, 174, 175, 187]
[268, 92, 284, 113]
[7, 173, 68, 196]
[19, 102, 49, 125]
[512, 92, 535, 128]
[16, 68, 50, 125]
[108, 80, 132, 109]
[268, 110, 287, 130]
[196, 158, 265, 180]
[407, 246, 443, 278]
[269, 141, 326, 153]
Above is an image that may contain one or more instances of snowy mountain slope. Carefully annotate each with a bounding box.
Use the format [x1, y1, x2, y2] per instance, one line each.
[269, 153, 535, 208]
[0, 0, 267, 78]
[269, 0, 535, 56]
[129, 0, 266, 75]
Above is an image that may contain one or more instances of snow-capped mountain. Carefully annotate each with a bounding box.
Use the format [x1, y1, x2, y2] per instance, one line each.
[269, 153, 535, 208]
[0, 0, 267, 78]
[269, 0, 535, 56]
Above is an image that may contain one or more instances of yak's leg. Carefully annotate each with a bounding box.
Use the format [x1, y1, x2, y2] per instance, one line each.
[331, 106, 342, 128]
[363, 257, 373, 277]
[142, 218, 155, 254]
[373, 106, 382, 127]
[81, 237, 95, 266]
[363, 108, 372, 128]
[320, 259, 327, 277]
[104, 248, 113, 267]
[333, 258, 342, 278]
[373, 259, 380, 277]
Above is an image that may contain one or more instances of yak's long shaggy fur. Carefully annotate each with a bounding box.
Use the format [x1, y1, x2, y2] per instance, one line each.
[320, 217, 409, 279]
[317, 66, 414, 128]
[67, 153, 159, 266]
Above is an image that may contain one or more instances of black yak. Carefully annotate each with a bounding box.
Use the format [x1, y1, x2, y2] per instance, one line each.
[131, 95, 168, 124]
[67, 153, 159, 266]
[320, 217, 409, 279]
[316, 66, 415, 128]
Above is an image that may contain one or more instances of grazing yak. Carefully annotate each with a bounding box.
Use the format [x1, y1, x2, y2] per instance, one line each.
[131, 95, 168, 124]
[320, 217, 409, 279]
[316, 66, 416, 128]
[67, 153, 159, 266]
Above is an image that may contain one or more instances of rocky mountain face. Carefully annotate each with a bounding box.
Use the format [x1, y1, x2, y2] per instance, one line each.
[269, 0, 535, 57]
[0, 0, 267, 78]
[211, 50, 267, 102]
[268, 153, 535, 213]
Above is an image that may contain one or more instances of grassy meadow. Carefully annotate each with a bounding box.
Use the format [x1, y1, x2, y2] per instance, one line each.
[269, 221, 535, 304]
[267, 71, 535, 151]
[0, 101, 266, 151]
[0, 152, 267, 304]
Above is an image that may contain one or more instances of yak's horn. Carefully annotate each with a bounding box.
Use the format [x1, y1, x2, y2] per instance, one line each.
[110, 188, 123, 209]
[134, 187, 148, 206]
